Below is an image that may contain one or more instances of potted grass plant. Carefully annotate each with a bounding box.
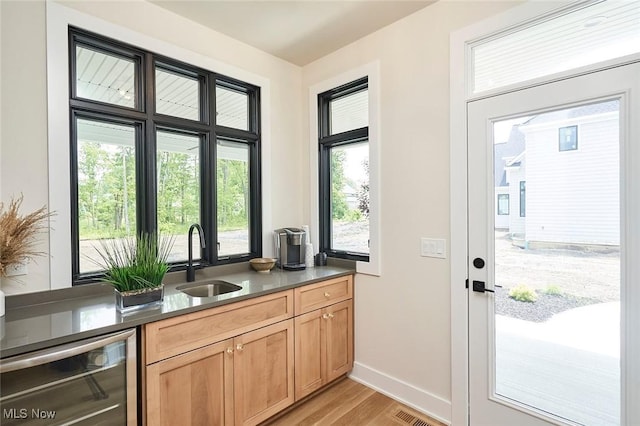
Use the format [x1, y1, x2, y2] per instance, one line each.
[94, 232, 174, 312]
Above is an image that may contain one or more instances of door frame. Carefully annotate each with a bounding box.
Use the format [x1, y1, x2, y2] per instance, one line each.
[450, 2, 640, 425]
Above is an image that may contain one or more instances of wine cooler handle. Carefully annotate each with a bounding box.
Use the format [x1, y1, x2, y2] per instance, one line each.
[0, 329, 136, 373]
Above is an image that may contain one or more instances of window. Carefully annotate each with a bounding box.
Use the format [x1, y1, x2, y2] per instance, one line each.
[318, 77, 369, 261]
[559, 125, 578, 151]
[497, 194, 510, 215]
[519, 181, 526, 217]
[70, 28, 261, 283]
[471, 1, 640, 94]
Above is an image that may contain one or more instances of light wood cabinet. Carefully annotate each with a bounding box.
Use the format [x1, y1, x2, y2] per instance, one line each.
[145, 290, 293, 364]
[294, 299, 353, 400]
[146, 319, 294, 426]
[294, 275, 353, 315]
[294, 309, 324, 399]
[144, 275, 353, 425]
[233, 319, 294, 425]
[294, 275, 354, 401]
[324, 299, 354, 383]
[146, 339, 235, 426]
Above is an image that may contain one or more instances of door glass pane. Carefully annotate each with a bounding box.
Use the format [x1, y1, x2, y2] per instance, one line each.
[157, 131, 201, 263]
[473, 1, 640, 94]
[155, 67, 200, 121]
[77, 119, 136, 274]
[75, 46, 136, 108]
[330, 89, 368, 135]
[493, 100, 620, 425]
[0, 337, 130, 425]
[217, 140, 250, 256]
[216, 85, 248, 130]
[330, 141, 369, 254]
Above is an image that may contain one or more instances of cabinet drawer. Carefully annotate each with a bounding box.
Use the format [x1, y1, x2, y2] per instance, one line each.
[294, 275, 353, 315]
[145, 290, 294, 364]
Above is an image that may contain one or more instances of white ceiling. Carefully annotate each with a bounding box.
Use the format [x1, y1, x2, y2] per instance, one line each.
[148, 1, 435, 66]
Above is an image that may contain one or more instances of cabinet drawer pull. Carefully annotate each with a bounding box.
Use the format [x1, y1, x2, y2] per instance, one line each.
[236, 344, 244, 351]
[324, 292, 331, 298]
[226, 347, 234, 354]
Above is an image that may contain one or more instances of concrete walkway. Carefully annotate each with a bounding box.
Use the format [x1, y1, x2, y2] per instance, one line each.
[495, 303, 620, 425]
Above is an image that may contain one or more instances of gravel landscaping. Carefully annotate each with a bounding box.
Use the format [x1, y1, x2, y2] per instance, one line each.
[494, 231, 618, 322]
[494, 286, 600, 322]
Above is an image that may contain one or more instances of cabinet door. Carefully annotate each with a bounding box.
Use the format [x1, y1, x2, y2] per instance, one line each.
[294, 309, 325, 400]
[233, 319, 294, 426]
[146, 339, 234, 426]
[325, 299, 353, 383]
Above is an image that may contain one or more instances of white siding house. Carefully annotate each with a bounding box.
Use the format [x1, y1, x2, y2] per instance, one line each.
[505, 152, 526, 239]
[493, 125, 525, 231]
[501, 101, 620, 247]
[495, 187, 510, 229]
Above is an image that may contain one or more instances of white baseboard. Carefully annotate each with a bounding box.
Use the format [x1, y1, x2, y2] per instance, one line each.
[349, 362, 452, 425]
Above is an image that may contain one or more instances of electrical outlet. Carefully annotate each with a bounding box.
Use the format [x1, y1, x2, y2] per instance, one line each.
[5, 261, 28, 277]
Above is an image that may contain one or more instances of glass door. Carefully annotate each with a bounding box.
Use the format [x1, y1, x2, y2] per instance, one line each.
[0, 330, 136, 425]
[468, 64, 640, 425]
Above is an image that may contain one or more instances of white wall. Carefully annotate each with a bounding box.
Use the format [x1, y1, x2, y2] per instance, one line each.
[0, 0, 303, 294]
[0, 1, 51, 294]
[301, 1, 518, 422]
[0, 1, 3, 198]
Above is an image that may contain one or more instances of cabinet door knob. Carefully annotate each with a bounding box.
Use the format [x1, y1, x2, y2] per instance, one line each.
[236, 343, 244, 351]
[322, 313, 330, 319]
[226, 347, 234, 354]
[328, 313, 335, 319]
[324, 292, 331, 298]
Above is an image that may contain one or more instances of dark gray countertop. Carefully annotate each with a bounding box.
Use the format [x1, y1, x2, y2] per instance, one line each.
[0, 264, 354, 359]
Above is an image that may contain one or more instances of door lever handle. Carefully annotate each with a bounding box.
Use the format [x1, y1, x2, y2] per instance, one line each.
[472, 280, 494, 293]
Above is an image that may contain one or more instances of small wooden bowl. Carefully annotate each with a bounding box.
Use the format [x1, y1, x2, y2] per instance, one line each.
[249, 258, 277, 273]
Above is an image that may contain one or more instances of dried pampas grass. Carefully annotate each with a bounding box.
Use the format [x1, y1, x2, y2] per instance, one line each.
[0, 195, 53, 277]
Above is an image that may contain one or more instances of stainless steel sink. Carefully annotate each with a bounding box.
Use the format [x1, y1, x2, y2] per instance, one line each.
[176, 281, 242, 298]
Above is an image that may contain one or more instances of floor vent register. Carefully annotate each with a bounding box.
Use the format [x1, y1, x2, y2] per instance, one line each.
[393, 409, 437, 426]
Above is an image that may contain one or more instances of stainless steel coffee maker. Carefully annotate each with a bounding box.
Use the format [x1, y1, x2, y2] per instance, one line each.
[274, 228, 306, 270]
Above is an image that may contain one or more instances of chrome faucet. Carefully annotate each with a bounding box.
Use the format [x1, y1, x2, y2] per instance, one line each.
[187, 223, 206, 282]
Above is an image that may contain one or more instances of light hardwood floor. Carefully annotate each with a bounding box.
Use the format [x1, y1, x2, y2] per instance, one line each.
[264, 378, 446, 426]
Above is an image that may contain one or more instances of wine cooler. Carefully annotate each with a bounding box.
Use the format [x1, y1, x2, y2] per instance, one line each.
[0, 329, 136, 425]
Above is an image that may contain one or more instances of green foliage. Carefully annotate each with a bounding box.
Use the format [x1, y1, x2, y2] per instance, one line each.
[356, 159, 369, 217]
[78, 142, 136, 239]
[77, 142, 251, 241]
[93, 232, 174, 292]
[217, 158, 249, 231]
[543, 284, 563, 296]
[508, 284, 538, 303]
[331, 150, 368, 222]
[157, 151, 199, 231]
[331, 150, 350, 220]
[344, 210, 362, 221]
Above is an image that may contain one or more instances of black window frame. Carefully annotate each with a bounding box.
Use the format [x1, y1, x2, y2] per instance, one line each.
[519, 181, 526, 217]
[497, 193, 510, 215]
[318, 77, 369, 262]
[69, 27, 261, 285]
[559, 125, 578, 151]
